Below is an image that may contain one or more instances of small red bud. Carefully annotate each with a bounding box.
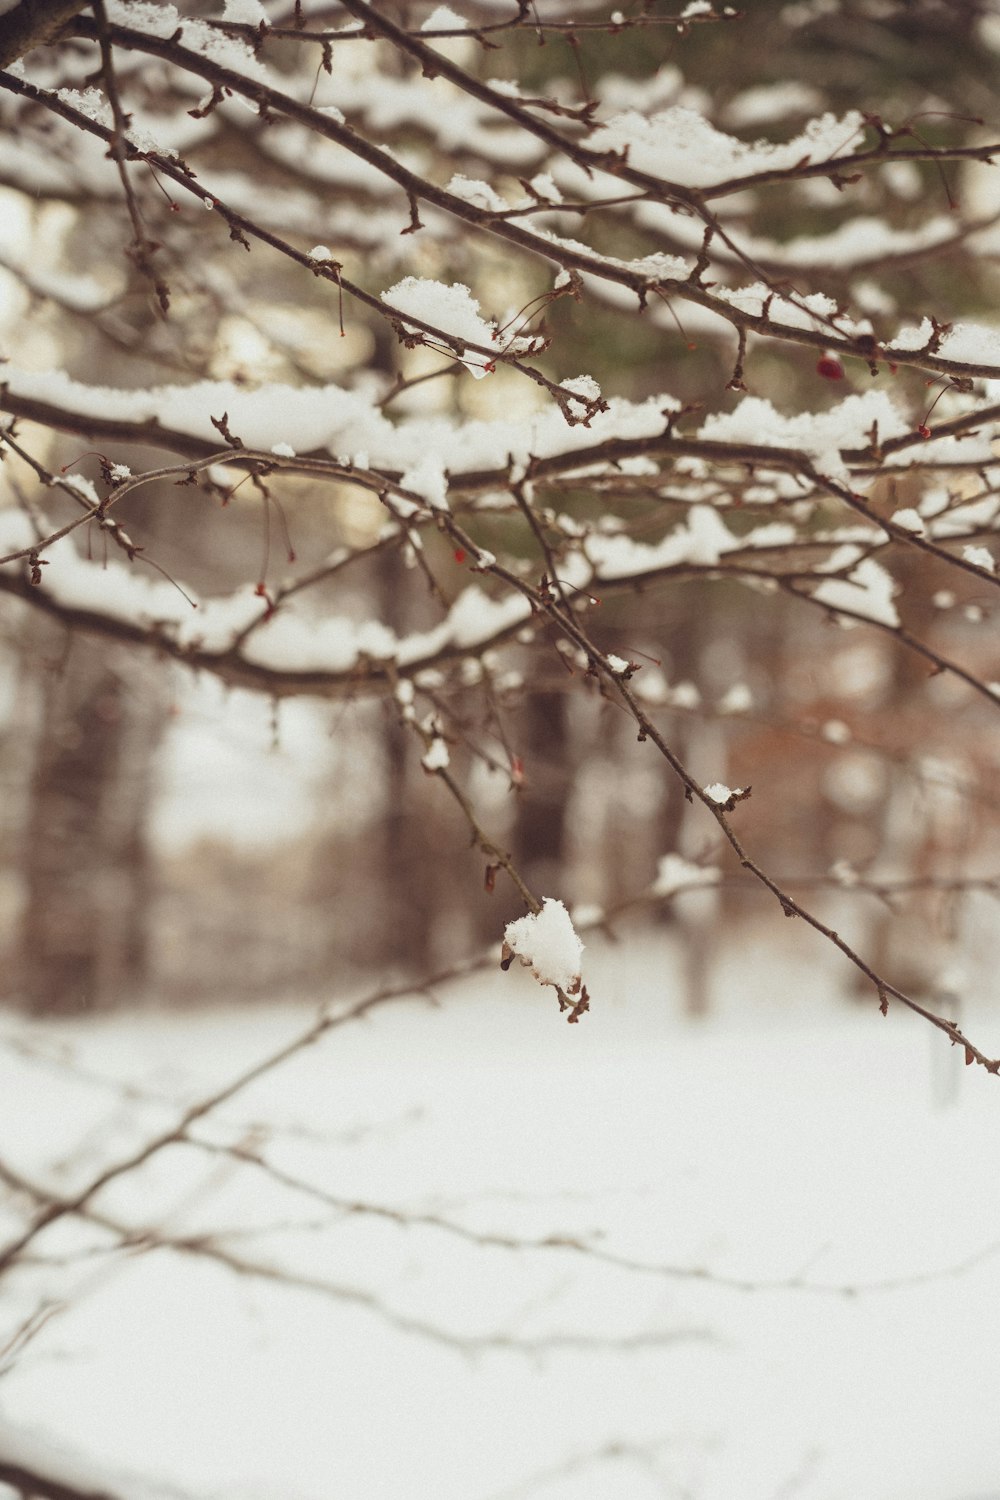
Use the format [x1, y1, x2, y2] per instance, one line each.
[816, 356, 845, 381]
[453, 547, 467, 564]
[888, 362, 898, 374]
[254, 581, 276, 615]
[918, 424, 932, 439]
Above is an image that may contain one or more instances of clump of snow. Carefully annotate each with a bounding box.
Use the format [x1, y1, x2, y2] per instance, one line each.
[559, 375, 603, 416]
[587, 106, 865, 189]
[421, 738, 450, 771]
[504, 899, 583, 993]
[380, 277, 497, 377]
[421, 5, 467, 29]
[653, 854, 721, 898]
[400, 455, 449, 510]
[445, 175, 508, 211]
[307, 246, 333, 262]
[60, 473, 100, 506]
[531, 174, 562, 204]
[888, 318, 934, 352]
[724, 81, 824, 129]
[0, 517, 542, 685]
[55, 87, 112, 129]
[937, 322, 1000, 368]
[813, 558, 900, 627]
[0, 367, 678, 498]
[394, 679, 416, 721]
[962, 545, 996, 573]
[587, 505, 739, 581]
[704, 782, 739, 805]
[617, 457, 660, 478]
[486, 78, 522, 99]
[0, 252, 120, 313]
[699, 391, 908, 482]
[569, 902, 604, 927]
[718, 682, 752, 713]
[106, 1, 181, 39]
[631, 665, 669, 704]
[270, 442, 296, 458]
[103, 4, 268, 83]
[668, 680, 701, 709]
[891, 507, 924, 534]
[712, 217, 956, 276]
[222, 0, 266, 19]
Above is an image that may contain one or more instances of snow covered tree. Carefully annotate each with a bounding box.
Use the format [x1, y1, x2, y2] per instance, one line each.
[1, 0, 999, 1064]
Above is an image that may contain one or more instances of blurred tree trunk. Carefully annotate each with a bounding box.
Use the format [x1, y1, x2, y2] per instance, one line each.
[12, 222, 225, 1012]
[372, 547, 435, 973]
[368, 321, 437, 973]
[655, 598, 716, 1018]
[18, 632, 162, 1013]
[513, 664, 570, 900]
[852, 488, 946, 1001]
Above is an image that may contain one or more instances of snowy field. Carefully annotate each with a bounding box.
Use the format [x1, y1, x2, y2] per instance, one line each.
[1, 934, 1000, 1500]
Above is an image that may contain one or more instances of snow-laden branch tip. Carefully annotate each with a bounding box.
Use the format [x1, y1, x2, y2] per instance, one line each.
[380, 277, 498, 379]
[503, 899, 584, 996]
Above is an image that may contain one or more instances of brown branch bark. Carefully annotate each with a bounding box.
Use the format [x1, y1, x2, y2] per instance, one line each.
[0, 0, 88, 68]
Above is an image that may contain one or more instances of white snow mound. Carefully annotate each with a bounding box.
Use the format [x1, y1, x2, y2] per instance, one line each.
[504, 898, 584, 992]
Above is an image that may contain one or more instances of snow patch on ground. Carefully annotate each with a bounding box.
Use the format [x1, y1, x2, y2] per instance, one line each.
[1, 937, 1000, 1500]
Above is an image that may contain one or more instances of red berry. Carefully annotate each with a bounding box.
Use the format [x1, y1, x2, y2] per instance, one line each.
[816, 356, 845, 381]
[918, 424, 931, 439]
[453, 548, 467, 564]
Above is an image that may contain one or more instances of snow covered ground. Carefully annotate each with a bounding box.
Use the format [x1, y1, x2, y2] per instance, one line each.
[1, 933, 999, 1500]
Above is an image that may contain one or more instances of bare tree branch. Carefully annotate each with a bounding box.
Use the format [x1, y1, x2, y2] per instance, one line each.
[0, 0, 88, 69]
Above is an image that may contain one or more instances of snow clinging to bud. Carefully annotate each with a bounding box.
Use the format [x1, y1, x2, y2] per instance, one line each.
[503, 899, 583, 994]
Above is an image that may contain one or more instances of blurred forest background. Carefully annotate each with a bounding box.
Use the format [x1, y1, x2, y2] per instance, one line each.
[1, 0, 999, 1018]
